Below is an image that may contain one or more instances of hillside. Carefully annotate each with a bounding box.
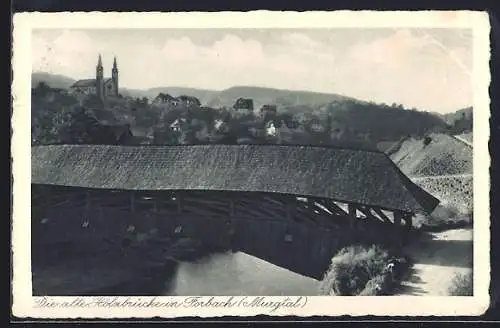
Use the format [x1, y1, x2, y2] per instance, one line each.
[390, 133, 472, 177]
[206, 86, 355, 110]
[119, 88, 151, 99]
[388, 132, 473, 215]
[412, 175, 472, 215]
[442, 107, 473, 125]
[33, 71, 475, 148]
[32, 72, 76, 89]
[32, 72, 217, 104]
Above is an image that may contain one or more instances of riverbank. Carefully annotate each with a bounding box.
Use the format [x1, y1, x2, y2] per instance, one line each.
[32, 235, 228, 296]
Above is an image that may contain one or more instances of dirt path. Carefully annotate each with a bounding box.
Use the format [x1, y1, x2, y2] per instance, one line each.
[452, 135, 473, 148]
[410, 173, 472, 181]
[396, 228, 473, 296]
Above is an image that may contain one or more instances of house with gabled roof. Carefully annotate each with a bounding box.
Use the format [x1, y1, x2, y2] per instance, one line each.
[152, 93, 179, 106]
[233, 98, 254, 113]
[177, 95, 201, 107]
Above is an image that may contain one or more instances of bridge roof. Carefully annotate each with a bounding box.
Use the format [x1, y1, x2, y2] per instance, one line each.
[31, 144, 440, 214]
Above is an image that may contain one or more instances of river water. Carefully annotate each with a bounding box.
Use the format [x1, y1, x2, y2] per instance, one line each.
[165, 251, 321, 296]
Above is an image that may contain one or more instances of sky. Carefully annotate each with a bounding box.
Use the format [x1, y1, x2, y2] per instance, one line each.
[32, 28, 472, 114]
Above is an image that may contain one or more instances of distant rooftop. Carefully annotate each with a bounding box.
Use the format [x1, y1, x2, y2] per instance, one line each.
[71, 78, 112, 88]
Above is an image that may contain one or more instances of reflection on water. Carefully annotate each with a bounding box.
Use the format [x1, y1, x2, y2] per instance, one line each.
[165, 251, 321, 296]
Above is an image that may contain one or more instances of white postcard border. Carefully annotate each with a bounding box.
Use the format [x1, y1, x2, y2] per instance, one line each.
[12, 10, 491, 318]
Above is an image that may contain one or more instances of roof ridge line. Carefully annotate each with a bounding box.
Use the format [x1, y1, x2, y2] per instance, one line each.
[33, 143, 387, 155]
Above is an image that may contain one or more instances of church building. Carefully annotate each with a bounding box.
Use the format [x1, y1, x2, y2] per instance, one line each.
[70, 54, 119, 101]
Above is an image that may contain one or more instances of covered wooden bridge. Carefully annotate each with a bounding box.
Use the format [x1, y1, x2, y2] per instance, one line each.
[31, 144, 439, 280]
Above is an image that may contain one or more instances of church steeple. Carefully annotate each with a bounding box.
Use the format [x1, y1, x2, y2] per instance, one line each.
[112, 56, 119, 96]
[96, 54, 103, 76]
[96, 54, 104, 100]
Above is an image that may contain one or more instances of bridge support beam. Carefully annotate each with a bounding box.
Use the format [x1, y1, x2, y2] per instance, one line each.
[348, 203, 357, 229]
[85, 190, 91, 210]
[372, 207, 392, 223]
[176, 193, 183, 213]
[355, 205, 377, 221]
[393, 210, 408, 247]
[393, 211, 402, 226]
[229, 198, 235, 217]
[327, 201, 348, 216]
[404, 214, 413, 229]
[286, 202, 296, 220]
[129, 192, 135, 212]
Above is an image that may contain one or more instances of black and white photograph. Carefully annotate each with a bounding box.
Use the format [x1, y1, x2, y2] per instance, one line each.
[12, 11, 491, 318]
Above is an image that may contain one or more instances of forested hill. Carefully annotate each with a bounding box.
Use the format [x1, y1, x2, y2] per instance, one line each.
[32, 72, 218, 103]
[313, 99, 450, 142]
[32, 72, 76, 90]
[206, 86, 355, 110]
[32, 72, 471, 148]
[442, 107, 473, 125]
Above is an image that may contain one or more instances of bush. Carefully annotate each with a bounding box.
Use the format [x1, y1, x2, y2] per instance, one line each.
[319, 245, 394, 296]
[416, 204, 472, 232]
[448, 271, 473, 296]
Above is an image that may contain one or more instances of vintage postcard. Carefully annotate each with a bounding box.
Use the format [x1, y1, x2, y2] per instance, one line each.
[12, 11, 491, 318]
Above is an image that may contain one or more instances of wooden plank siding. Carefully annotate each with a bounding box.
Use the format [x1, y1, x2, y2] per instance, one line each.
[32, 186, 405, 280]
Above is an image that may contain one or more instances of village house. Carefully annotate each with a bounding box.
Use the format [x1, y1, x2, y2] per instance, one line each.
[170, 118, 188, 132]
[152, 93, 201, 108]
[152, 93, 179, 106]
[233, 98, 254, 113]
[129, 126, 155, 145]
[95, 124, 134, 145]
[264, 119, 303, 142]
[177, 95, 201, 107]
[265, 121, 278, 137]
[260, 104, 278, 117]
[309, 120, 327, 133]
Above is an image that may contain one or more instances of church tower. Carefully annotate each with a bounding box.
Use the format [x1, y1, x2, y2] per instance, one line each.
[112, 56, 119, 96]
[96, 54, 104, 100]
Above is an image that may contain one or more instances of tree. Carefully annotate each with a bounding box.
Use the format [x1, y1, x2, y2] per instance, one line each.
[32, 105, 106, 145]
[82, 94, 104, 109]
[56, 106, 103, 143]
[153, 129, 179, 145]
[32, 82, 51, 98]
